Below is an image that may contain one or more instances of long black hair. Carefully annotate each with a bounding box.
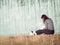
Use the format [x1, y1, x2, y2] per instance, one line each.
[41, 14, 49, 22]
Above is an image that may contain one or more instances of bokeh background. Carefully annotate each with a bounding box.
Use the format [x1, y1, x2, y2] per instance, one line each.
[0, 0, 60, 36]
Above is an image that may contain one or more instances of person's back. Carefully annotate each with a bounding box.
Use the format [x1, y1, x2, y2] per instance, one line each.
[44, 18, 54, 30]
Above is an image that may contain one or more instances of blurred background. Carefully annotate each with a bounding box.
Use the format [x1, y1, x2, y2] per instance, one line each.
[0, 0, 60, 36]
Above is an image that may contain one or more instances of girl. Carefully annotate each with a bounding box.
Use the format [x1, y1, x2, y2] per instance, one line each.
[35, 14, 54, 35]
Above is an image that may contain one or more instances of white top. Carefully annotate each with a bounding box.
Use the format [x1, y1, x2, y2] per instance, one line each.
[44, 18, 54, 30]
